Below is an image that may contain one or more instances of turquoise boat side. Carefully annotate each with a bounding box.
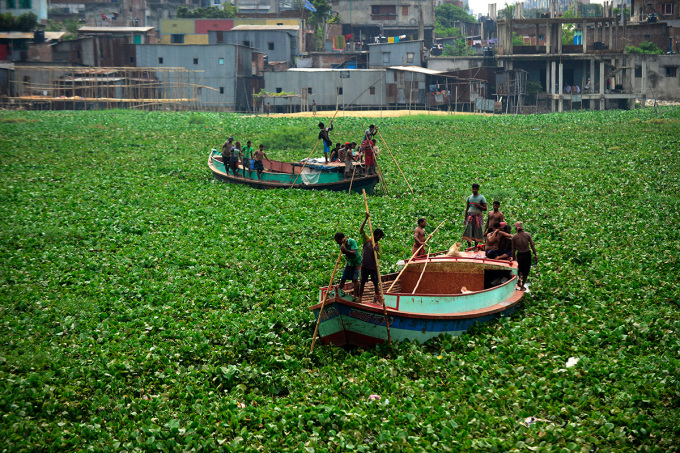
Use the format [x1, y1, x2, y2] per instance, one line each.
[208, 149, 379, 193]
[311, 255, 525, 347]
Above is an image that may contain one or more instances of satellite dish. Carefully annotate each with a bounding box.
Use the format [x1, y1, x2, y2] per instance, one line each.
[409, 18, 417, 25]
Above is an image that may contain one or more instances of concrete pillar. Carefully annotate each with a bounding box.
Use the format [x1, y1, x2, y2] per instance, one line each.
[641, 59, 647, 107]
[546, 60, 551, 94]
[583, 20, 588, 53]
[536, 24, 540, 52]
[558, 61, 564, 112]
[590, 59, 595, 92]
[551, 61, 556, 94]
[546, 20, 551, 54]
[558, 23, 563, 54]
[609, 20, 613, 50]
[599, 61, 606, 110]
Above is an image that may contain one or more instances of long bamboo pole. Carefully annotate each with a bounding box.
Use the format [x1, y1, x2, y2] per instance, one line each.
[362, 190, 392, 346]
[310, 251, 344, 352]
[348, 164, 357, 194]
[290, 107, 342, 188]
[411, 250, 430, 294]
[361, 123, 388, 194]
[387, 219, 446, 293]
[376, 128, 414, 194]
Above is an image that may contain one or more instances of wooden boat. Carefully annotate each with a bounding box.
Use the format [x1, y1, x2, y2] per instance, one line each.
[208, 149, 380, 194]
[309, 252, 524, 347]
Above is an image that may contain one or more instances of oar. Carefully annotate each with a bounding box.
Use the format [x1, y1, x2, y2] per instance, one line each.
[387, 219, 446, 293]
[348, 164, 357, 194]
[411, 250, 430, 294]
[376, 128, 414, 194]
[310, 251, 343, 352]
[362, 189, 392, 346]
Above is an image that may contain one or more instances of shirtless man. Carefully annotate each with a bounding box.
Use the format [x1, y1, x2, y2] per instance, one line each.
[512, 222, 538, 290]
[253, 144, 271, 180]
[412, 218, 427, 257]
[484, 201, 504, 236]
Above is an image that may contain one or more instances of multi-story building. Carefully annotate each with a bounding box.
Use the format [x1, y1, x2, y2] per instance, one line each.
[329, 0, 435, 48]
[0, 0, 48, 21]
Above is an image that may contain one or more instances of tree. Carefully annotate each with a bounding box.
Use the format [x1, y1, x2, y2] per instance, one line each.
[176, 5, 234, 19]
[626, 41, 663, 54]
[0, 11, 37, 32]
[435, 4, 475, 38]
[498, 3, 516, 20]
[442, 39, 474, 56]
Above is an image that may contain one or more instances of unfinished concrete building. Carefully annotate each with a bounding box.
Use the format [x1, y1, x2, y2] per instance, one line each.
[496, 1, 644, 112]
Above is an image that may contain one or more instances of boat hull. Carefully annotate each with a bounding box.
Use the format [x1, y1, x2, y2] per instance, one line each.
[208, 150, 380, 194]
[310, 255, 524, 347]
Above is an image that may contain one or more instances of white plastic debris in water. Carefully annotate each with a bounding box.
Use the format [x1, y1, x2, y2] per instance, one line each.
[566, 357, 580, 368]
[520, 416, 555, 428]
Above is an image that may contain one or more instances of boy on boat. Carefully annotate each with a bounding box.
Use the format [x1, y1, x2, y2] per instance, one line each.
[344, 145, 355, 179]
[357, 213, 385, 302]
[512, 222, 538, 290]
[484, 201, 504, 236]
[229, 141, 242, 176]
[486, 222, 513, 260]
[253, 144, 270, 180]
[334, 232, 362, 299]
[318, 121, 333, 164]
[413, 218, 427, 257]
[463, 183, 487, 248]
[241, 140, 254, 178]
[364, 124, 378, 144]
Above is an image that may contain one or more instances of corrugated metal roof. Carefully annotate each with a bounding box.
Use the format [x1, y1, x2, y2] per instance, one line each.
[45, 32, 67, 40]
[287, 68, 384, 72]
[389, 66, 443, 75]
[78, 27, 155, 33]
[0, 32, 33, 39]
[230, 25, 300, 31]
[0, 31, 66, 40]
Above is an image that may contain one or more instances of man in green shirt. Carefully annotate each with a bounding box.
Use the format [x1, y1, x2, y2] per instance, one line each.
[334, 232, 362, 298]
[241, 140, 254, 178]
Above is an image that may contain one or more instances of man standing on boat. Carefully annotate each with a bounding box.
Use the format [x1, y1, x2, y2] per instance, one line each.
[357, 213, 385, 302]
[413, 218, 427, 257]
[334, 232, 362, 300]
[512, 222, 538, 291]
[253, 144, 270, 180]
[229, 141, 242, 176]
[364, 124, 378, 144]
[241, 140, 254, 178]
[318, 121, 333, 164]
[463, 183, 487, 248]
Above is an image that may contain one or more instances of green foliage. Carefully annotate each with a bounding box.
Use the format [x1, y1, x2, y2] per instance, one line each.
[498, 2, 516, 19]
[435, 4, 475, 38]
[308, 0, 332, 26]
[512, 32, 524, 46]
[1, 108, 679, 451]
[626, 41, 664, 54]
[259, 125, 317, 151]
[442, 39, 474, 56]
[176, 5, 234, 19]
[0, 11, 37, 32]
[525, 81, 543, 104]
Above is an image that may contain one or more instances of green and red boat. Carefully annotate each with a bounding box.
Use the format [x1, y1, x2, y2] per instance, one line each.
[310, 252, 524, 347]
[208, 149, 380, 194]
